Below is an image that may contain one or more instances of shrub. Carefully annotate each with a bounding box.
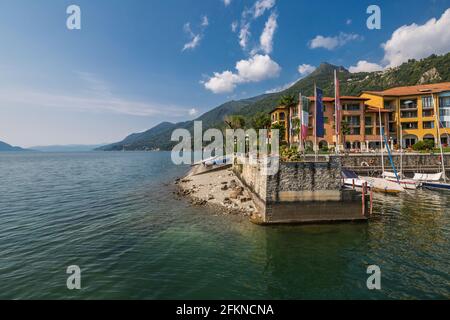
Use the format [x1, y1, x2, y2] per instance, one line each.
[412, 140, 434, 151]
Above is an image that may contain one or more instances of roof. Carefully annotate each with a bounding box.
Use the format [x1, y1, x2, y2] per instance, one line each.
[363, 82, 450, 97]
[307, 96, 369, 102]
[366, 106, 392, 113]
[269, 105, 288, 114]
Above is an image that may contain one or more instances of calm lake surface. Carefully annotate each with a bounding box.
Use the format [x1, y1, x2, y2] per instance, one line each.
[0, 152, 449, 299]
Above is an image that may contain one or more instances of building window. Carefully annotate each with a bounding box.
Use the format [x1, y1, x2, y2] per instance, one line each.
[400, 99, 417, 110]
[440, 96, 450, 108]
[279, 112, 285, 121]
[401, 111, 418, 118]
[388, 113, 395, 122]
[365, 116, 372, 126]
[440, 109, 450, 117]
[423, 109, 434, 117]
[441, 121, 450, 128]
[402, 122, 418, 130]
[365, 127, 373, 135]
[423, 121, 435, 129]
[343, 103, 360, 111]
[349, 127, 361, 135]
[344, 116, 360, 126]
[422, 96, 434, 109]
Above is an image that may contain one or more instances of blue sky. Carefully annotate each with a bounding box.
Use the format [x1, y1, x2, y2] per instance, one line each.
[1, 0, 450, 147]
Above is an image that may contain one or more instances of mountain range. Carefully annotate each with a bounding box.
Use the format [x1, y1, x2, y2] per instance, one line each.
[98, 52, 450, 151]
[0, 140, 28, 152]
[30, 144, 106, 152]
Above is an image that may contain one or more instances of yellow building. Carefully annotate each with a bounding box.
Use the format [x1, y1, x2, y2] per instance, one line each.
[361, 82, 450, 148]
[270, 105, 291, 142]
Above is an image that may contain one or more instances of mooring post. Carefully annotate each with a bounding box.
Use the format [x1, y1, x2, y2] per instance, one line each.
[361, 183, 366, 216]
[369, 185, 373, 216]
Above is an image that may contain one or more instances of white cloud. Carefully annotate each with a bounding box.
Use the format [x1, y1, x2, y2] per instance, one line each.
[253, 0, 276, 18]
[204, 71, 241, 94]
[203, 54, 281, 94]
[349, 60, 383, 73]
[239, 23, 251, 49]
[346, 19, 352, 25]
[236, 54, 281, 81]
[201, 16, 209, 27]
[223, 0, 232, 6]
[259, 12, 278, 54]
[298, 64, 316, 76]
[309, 32, 362, 50]
[231, 21, 238, 32]
[189, 108, 198, 116]
[0, 72, 194, 118]
[265, 79, 298, 94]
[183, 34, 202, 51]
[0, 88, 191, 118]
[182, 16, 209, 52]
[382, 8, 450, 67]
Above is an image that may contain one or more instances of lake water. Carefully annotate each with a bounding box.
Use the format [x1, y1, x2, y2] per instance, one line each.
[0, 152, 449, 299]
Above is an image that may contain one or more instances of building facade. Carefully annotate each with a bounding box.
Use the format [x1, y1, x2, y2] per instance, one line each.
[270, 96, 390, 151]
[269, 82, 450, 151]
[361, 82, 450, 148]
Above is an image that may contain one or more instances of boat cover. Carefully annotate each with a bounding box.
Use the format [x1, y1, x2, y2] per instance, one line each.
[413, 172, 443, 182]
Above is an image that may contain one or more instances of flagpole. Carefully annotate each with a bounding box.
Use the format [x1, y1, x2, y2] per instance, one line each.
[334, 70, 339, 155]
[314, 83, 318, 161]
[299, 92, 303, 153]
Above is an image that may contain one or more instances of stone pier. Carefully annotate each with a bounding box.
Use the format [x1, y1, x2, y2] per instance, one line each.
[233, 157, 369, 224]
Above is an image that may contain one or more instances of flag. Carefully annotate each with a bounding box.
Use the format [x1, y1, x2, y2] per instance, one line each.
[334, 70, 341, 137]
[315, 87, 325, 138]
[300, 96, 309, 139]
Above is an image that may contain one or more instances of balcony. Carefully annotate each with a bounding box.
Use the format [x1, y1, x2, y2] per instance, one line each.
[400, 100, 418, 110]
[400, 111, 418, 119]
[402, 122, 418, 130]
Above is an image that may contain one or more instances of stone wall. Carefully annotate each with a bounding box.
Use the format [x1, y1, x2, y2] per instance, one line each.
[338, 153, 450, 168]
[266, 158, 341, 203]
[233, 157, 367, 224]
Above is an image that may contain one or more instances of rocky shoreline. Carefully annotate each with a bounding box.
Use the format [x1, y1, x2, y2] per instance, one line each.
[175, 167, 259, 218]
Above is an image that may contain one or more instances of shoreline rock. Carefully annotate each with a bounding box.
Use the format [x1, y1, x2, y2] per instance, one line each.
[175, 167, 257, 217]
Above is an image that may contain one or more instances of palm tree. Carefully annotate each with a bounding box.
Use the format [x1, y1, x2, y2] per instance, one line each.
[224, 115, 246, 129]
[278, 94, 296, 107]
[251, 112, 272, 130]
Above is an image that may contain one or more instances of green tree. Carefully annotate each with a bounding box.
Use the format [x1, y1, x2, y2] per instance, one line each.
[224, 115, 246, 129]
[251, 112, 272, 130]
[271, 122, 286, 144]
[278, 94, 296, 107]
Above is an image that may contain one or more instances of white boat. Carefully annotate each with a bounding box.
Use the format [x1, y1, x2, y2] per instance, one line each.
[382, 172, 421, 190]
[413, 172, 450, 191]
[360, 176, 405, 194]
[342, 170, 371, 189]
[412, 95, 450, 192]
[192, 155, 232, 167]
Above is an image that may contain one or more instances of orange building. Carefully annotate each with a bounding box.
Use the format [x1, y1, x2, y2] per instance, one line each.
[270, 96, 392, 151]
[361, 82, 450, 148]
